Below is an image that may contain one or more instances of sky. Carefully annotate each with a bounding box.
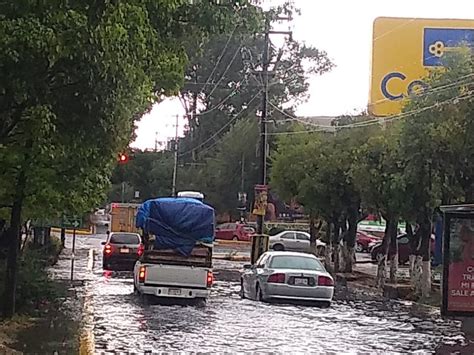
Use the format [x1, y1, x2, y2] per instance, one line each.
[131, 0, 474, 150]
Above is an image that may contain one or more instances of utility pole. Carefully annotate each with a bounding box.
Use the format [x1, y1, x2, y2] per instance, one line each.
[256, 16, 271, 236]
[171, 114, 179, 197]
[256, 14, 292, 235]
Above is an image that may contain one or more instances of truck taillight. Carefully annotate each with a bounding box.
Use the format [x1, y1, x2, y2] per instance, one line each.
[207, 271, 213, 288]
[138, 266, 146, 283]
[137, 244, 144, 257]
[104, 244, 113, 255]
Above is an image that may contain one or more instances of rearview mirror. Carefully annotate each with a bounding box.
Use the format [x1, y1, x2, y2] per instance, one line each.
[101, 241, 106, 245]
[243, 264, 253, 269]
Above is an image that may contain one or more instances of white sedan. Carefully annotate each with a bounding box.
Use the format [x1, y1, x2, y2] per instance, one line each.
[269, 231, 326, 254]
[240, 251, 334, 306]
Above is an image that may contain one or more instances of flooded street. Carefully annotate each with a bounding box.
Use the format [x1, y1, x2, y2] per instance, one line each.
[49, 234, 467, 354]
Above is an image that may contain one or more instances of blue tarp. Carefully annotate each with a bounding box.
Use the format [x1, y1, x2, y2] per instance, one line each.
[136, 197, 215, 256]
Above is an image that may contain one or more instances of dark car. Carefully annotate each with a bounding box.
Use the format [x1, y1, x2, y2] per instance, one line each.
[356, 231, 380, 253]
[370, 233, 435, 265]
[215, 223, 255, 241]
[102, 232, 144, 271]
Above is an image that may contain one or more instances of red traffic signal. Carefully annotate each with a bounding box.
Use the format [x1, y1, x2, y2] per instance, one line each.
[118, 153, 129, 164]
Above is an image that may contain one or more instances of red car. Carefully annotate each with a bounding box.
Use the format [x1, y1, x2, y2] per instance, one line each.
[215, 223, 255, 241]
[356, 231, 380, 253]
[370, 234, 435, 265]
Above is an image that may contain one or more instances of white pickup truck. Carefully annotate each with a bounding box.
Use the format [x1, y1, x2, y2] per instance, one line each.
[133, 244, 213, 301]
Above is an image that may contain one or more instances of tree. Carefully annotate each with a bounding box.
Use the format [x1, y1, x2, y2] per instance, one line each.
[353, 125, 407, 287]
[0, 0, 263, 317]
[399, 51, 474, 298]
[178, 3, 334, 163]
[109, 150, 174, 203]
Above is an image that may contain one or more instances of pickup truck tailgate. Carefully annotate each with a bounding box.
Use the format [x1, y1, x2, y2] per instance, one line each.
[145, 264, 208, 288]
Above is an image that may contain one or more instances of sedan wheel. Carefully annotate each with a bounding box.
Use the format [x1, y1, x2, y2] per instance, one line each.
[232, 236, 239, 241]
[355, 243, 363, 253]
[273, 243, 284, 251]
[239, 280, 246, 299]
[256, 284, 265, 302]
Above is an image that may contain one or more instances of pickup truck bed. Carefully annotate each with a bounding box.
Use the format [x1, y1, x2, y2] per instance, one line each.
[134, 246, 213, 300]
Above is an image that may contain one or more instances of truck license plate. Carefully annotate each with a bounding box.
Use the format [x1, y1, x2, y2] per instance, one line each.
[120, 248, 129, 253]
[168, 288, 182, 296]
[294, 277, 308, 286]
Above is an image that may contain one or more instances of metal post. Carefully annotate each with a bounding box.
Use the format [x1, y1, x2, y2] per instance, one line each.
[256, 16, 270, 236]
[172, 114, 179, 197]
[70, 228, 76, 281]
[121, 181, 125, 203]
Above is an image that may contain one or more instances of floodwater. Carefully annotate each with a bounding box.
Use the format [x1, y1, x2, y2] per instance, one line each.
[43, 234, 468, 354]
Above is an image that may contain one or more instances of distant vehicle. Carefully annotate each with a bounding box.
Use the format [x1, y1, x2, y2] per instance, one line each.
[370, 233, 435, 264]
[215, 223, 255, 241]
[109, 203, 140, 233]
[177, 191, 204, 201]
[356, 231, 380, 253]
[240, 251, 334, 306]
[102, 232, 144, 271]
[133, 197, 214, 302]
[269, 231, 326, 255]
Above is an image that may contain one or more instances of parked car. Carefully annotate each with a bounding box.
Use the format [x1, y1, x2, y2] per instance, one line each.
[240, 251, 334, 306]
[370, 233, 435, 264]
[102, 232, 144, 271]
[215, 223, 255, 241]
[269, 231, 326, 255]
[356, 231, 380, 253]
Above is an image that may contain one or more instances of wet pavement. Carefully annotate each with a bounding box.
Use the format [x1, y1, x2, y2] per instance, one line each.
[45, 234, 469, 353]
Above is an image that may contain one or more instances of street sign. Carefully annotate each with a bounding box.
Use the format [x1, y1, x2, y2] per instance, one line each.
[369, 17, 474, 116]
[440, 205, 474, 317]
[61, 215, 84, 229]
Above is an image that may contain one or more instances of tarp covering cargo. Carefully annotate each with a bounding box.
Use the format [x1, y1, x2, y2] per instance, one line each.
[136, 197, 215, 256]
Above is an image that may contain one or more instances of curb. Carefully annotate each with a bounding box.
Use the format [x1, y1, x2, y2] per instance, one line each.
[215, 240, 250, 246]
[50, 227, 93, 236]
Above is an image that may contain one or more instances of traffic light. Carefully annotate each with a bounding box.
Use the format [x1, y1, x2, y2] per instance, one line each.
[118, 153, 129, 164]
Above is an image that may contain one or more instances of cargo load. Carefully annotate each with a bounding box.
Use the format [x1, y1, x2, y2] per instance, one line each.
[135, 197, 215, 256]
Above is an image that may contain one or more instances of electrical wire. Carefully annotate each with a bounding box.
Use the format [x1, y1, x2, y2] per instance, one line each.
[201, 25, 238, 93]
[266, 91, 474, 136]
[178, 90, 262, 157]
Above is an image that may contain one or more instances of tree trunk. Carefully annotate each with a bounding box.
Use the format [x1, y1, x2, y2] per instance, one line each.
[3, 196, 25, 317]
[405, 223, 417, 280]
[324, 220, 332, 272]
[309, 211, 317, 256]
[376, 219, 391, 288]
[332, 219, 341, 273]
[388, 218, 399, 284]
[418, 215, 432, 298]
[343, 206, 358, 273]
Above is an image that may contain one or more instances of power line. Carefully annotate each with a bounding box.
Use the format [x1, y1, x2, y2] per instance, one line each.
[207, 45, 243, 99]
[201, 26, 238, 93]
[178, 90, 262, 157]
[266, 91, 474, 136]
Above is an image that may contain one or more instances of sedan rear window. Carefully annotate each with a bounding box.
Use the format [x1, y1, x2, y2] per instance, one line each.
[270, 255, 325, 271]
[110, 233, 140, 245]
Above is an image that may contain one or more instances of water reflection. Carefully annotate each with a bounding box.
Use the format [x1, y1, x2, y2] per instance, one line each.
[50, 234, 468, 353]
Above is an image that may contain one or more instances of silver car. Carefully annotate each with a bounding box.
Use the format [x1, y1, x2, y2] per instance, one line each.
[269, 231, 326, 254]
[240, 251, 334, 306]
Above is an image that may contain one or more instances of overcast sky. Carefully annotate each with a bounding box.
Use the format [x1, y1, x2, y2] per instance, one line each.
[132, 0, 474, 150]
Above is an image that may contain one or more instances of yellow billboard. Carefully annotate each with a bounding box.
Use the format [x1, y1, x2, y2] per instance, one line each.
[369, 17, 474, 116]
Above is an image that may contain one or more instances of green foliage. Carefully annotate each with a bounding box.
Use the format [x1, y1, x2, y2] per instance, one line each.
[353, 125, 407, 220]
[0, 239, 63, 314]
[109, 150, 174, 202]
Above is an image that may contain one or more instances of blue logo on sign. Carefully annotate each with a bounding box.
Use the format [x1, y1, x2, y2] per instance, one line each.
[424, 28, 474, 66]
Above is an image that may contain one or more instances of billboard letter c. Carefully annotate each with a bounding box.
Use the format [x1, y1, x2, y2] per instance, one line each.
[381, 72, 406, 101]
